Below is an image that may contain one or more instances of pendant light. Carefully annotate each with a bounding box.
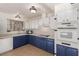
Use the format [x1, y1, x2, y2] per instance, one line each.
[30, 6, 37, 13]
[15, 14, 21, 18]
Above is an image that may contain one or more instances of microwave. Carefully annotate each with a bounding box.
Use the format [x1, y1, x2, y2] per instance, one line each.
[60, 32, 72, 39]
[56, 30, 78, 42]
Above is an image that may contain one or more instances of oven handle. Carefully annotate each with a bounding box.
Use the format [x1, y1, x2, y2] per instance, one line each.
[62, 42, 71, 46]
[77, 38, 79, 40]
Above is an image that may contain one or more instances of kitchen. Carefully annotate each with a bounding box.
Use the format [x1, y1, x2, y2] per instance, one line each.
[0, 3, 79, 56]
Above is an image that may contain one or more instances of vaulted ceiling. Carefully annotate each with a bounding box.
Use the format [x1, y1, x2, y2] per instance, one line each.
[0, 3, 56, 20]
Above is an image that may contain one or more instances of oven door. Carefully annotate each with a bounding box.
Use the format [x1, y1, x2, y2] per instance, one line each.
[56, 30, 78, 42]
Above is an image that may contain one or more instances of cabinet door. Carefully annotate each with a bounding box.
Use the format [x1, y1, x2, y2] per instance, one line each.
[42, 38, 47, 50]
[16, 35, 27, 46]
[66, 47, 78, 56]
[35, 37, 47, 50]
[34, 36, 41, 47]
[37, 37, 44, 49]
[13, 35, 28, 49]
[34, 36, 39, 47]
[19, 36, 25, 46]
[32, 36, 36, 46]
[55, 4, 76, 22]
[25, 35, 29, 44]
[56, 44, 66, 56]
[13, 36, 21, 49]
[46, 39, 54, 54]
[29, 35, 36, 45]
[29, 35, 32, 44]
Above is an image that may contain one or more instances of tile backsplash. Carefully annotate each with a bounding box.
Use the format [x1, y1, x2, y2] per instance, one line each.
[33, 26, 55, 38]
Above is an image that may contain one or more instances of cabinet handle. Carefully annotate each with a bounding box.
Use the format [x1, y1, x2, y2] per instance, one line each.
[62, 43, 71, 46]
[77, 38, 79, 40]
[54, 30, 57, 31]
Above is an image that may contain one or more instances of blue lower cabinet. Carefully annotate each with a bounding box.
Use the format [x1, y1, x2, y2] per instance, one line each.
[42, 38, 47, 50]
[32, 36, 37, 46]
[13, 35, 29, 49]
[35, 37, 41, 48]
[29, 35, 36, 45]
[46, 39, 54, 54]
[29, 35, 38, 46]
[29, 35, 33, 44]
[30, 36, 54, 54]
[33, 36, 38, 46]
[25, 35, 29, 44]
[56, 44, 66, 56]
[13, 35, 55, 54]
[13, 37, 21, 49]
[56, 44, 78, 56]
[34, 37, 47, 50]
[20, 35, 27, 45]
[66, 47, 78, 56]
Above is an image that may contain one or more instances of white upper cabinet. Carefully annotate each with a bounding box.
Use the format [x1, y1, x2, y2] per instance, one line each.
[55, 3, 77, 23]
[49, 17, 57, 29]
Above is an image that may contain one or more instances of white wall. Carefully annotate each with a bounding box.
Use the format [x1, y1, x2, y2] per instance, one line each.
[25, 15, 56, 38]
[0, 12, 12, 34]
[25, 16, 56, 30]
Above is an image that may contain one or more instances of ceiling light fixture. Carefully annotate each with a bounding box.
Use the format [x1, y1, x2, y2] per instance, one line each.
[30, 6, 37, 13]
[15, 14, 21, 18]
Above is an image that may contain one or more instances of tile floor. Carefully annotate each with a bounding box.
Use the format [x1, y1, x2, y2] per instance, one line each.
[0, 44, 54, 56]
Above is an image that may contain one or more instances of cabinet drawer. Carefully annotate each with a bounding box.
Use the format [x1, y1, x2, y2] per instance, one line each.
[56, 44, 78, 56]
[56, 40, 78, 48]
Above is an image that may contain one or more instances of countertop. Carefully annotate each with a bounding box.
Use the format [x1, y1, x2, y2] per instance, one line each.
[0, 33, 26, 39]
[29, 34, 54, 39]
[0, 33, 54, 39]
